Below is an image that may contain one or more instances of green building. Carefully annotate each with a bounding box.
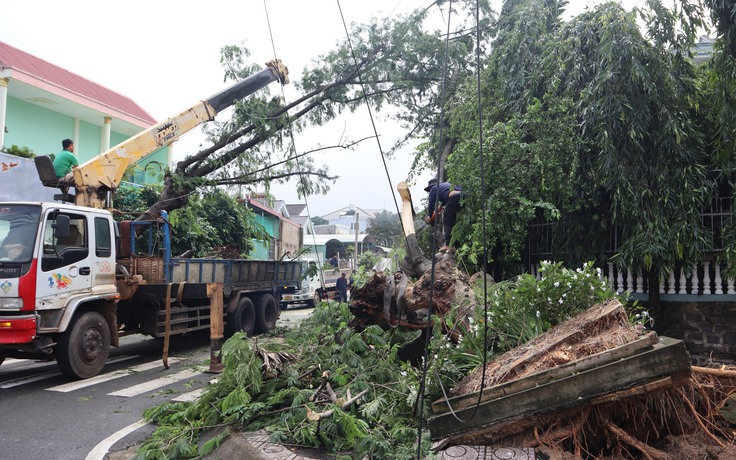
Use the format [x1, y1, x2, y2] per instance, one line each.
[0, 40, 168, 185]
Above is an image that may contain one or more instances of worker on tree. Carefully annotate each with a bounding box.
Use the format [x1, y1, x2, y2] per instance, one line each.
[53, 138, 78, 181]
[424, 178, 463, 251]
[336, 272, 349, 303]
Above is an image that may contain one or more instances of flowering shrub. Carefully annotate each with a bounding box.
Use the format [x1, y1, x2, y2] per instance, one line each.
[430, 261, 626, 387]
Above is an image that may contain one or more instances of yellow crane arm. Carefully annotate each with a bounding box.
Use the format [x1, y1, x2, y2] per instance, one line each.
[74, 60, 288, 208]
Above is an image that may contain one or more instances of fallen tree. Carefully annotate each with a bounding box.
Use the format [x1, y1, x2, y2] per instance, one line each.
[428, 299, 736, 459]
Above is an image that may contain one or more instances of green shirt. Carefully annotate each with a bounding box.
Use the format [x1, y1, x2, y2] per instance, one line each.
[53, 149, 78, 177]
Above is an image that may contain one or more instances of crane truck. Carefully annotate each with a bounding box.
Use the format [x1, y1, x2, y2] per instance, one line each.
[0, 60, 302, 379]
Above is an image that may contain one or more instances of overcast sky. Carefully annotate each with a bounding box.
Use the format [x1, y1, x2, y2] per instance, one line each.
[1, 0, 636, 217]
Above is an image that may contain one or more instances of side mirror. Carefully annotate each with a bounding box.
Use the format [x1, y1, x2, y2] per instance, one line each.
[53, 214, 70, 239]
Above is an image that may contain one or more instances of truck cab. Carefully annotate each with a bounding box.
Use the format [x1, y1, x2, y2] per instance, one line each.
[280, 258, 351, 309]
[0, 203, 118, 377]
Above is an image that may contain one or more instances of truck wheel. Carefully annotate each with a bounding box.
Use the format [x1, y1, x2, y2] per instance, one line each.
[255, 294, 278, 333]
[57, 311, 110, 379]
[306, 291, 321, 309]
[226, 297, 256, 337]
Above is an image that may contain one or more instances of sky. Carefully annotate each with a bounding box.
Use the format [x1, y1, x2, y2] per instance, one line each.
[1, 0, 637, 217]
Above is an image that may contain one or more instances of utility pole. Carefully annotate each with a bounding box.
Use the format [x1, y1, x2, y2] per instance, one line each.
[354, 211, 359, 270]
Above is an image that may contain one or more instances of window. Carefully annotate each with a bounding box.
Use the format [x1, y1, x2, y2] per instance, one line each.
[42, 213, 89, 272]
[95, 217, 112, 257]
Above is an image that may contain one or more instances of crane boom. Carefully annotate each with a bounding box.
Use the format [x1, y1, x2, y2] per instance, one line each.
[73, 60, 289, 208]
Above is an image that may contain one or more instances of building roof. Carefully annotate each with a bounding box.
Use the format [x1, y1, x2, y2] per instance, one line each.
[246, 197, 301, 228]
[0, 40, 156, 127]
[321, 205, 383, 220]
[286, 204, 307, 216]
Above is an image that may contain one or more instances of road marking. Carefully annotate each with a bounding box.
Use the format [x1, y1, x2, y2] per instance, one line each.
[108, 368, 203, 397]
[0, 369, 61, 389]
[85, 418, 149, 460]
[47, 358, 180, 393]
[172, 386, 206, 402]
[0, 355, 138, 389]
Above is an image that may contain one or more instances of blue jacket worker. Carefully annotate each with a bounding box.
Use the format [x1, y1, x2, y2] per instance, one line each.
[424, 178, 463, 250]
[336, 272, 349, 303]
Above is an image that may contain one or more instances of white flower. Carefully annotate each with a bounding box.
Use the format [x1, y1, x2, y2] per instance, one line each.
[536, 310, 541, 318]
[468, 317, 474, 324]
[572, 275, 578, 280]
[554, 282, 560, 287]
[400, 371, 407, 376]
[547, 297, 552, 302]
[595, 267, 602, 274]
[558, 298, 564, 304]
[536, 287, 541, 292]
[562, 293, 567, 297]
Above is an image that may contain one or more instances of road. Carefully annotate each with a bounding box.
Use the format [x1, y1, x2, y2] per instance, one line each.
[0, 307, 313, 460]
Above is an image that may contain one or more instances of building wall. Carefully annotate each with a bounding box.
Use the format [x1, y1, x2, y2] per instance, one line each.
[649, 301, 736, 361]
[4, 95, 168, 184]
[251, 214, 279, 260]
[280, 220, 301, 258]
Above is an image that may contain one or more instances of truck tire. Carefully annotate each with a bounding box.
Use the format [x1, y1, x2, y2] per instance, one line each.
[226, 297, 256, 337]
[306, 291, 321, 309]
[255, 294, 278, 333]
[56, 311, 111, 379]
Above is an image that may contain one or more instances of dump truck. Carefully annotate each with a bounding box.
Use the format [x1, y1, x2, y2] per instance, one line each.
[0, 61, 298, 379]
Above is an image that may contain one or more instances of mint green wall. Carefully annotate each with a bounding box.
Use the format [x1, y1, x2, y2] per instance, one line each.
[250, 213, 279, 259]
[4, 96, 168, 185]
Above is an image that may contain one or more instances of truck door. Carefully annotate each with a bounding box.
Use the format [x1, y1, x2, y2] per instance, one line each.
[36, 212, 93, 305]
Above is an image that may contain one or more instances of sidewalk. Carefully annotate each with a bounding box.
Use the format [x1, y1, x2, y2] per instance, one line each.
[109, 429, 535, 460]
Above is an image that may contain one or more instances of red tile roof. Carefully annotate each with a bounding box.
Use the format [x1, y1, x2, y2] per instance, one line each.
[0, 40, 156, 124]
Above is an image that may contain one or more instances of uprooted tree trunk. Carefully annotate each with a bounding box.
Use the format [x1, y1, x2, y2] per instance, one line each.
[349, 182, 475, 352]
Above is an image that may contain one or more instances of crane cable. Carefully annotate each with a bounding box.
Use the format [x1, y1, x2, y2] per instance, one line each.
[262, 0, 326, 271]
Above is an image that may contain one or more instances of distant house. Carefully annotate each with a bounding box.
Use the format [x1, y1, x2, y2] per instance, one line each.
[246, 196, 302, 260]
[321, 204, 384, 234]
[0, 40, 168, 186]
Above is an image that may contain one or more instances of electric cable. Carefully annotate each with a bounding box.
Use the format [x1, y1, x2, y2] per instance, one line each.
[262, 0, 325, 271]
[415, 1, 454, 457]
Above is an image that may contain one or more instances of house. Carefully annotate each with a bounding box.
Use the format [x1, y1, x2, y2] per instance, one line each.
[0, 40, 168, 185]
[246, 196, 302, 260]
[320, 204, 383, 234]
[285, 202, 378, 265]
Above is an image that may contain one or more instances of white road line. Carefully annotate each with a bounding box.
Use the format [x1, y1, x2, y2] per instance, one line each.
[0, 370, 61, 389]
[85, 419, 149, 460]
[108, 368, 203, 397]
[172, 386, 205, 402]
[0, 355, 138, 390]
[47, 358, 180, 393]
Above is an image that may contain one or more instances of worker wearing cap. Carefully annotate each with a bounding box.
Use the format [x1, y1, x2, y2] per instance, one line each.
[424, 178, 463, 250]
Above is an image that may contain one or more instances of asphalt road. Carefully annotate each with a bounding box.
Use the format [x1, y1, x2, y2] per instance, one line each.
[0, 307, 313, 460]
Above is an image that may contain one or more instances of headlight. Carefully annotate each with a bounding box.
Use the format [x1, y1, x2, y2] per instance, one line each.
[0, 298, 23, 310]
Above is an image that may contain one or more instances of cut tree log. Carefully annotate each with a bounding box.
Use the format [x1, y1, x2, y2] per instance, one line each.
[349, 182, 475, 336]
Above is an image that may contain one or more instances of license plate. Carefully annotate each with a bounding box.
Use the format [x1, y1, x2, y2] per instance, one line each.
[282, 295, 293, 301]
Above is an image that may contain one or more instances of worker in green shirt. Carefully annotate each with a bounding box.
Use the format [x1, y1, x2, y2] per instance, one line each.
[53, 138, 78, 180]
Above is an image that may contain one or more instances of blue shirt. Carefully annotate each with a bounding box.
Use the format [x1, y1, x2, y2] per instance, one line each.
[427, 182, 461, 215]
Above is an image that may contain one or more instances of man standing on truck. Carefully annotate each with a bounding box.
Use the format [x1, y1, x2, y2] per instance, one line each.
[53, 138, 78, 181]
[425, 178, 463, 251]
[336, 272, 349, 303]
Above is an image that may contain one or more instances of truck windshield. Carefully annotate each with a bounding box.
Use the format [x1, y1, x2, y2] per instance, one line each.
[0, 204, 41, 263]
